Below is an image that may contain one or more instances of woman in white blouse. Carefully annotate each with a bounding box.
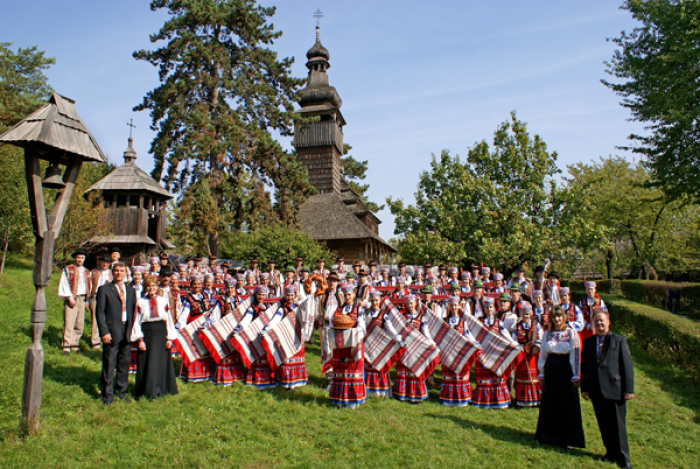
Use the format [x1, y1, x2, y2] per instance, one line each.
[534, 306, 585, 449]
[130, 275, 179, 400]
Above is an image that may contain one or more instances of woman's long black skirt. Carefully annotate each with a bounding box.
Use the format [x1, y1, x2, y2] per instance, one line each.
[534, 354, 585, 448]
[135, 321, 179, 399]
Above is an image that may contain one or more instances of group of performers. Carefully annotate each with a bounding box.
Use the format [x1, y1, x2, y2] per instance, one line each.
[60, 251, 607, 410]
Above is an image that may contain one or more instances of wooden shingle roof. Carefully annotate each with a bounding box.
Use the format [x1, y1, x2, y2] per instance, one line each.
[84, 160, 173, 199]
[298, 194, 395, 251]
[0, 93, 106, 163]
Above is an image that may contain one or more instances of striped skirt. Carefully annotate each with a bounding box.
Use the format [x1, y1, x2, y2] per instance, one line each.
[277, 345, 308, 390]
[364, 363, 392, 398]
[329, 347, 367, 409]
[392, 362, 428, 403]
[439, 368, 472, 407]
[179, 357, 216, 383]
[213, 353, 247, 386]
[514, 353, 541, 407]
[245, 358, 276, 389]
[472, 363, 510, 409]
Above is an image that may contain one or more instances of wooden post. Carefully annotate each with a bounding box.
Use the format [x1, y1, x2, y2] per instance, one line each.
[20, 149, 81, 435]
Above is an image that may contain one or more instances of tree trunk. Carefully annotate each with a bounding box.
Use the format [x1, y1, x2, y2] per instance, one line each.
[0, 224, 9, 275]
[208, 230, 219, 258]
[605, 249, 613, 281]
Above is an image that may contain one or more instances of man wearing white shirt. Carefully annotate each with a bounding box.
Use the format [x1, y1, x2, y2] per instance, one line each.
[58, 248, 91, 355]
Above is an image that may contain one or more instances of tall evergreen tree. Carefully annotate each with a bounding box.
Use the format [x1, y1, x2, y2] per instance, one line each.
[134, 0, 312, 255]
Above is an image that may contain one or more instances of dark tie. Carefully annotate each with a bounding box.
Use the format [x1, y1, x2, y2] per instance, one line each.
[597, 335, 605, 362]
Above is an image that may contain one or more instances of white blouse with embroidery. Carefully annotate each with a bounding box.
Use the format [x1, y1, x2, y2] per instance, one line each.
[537, 327, 580, 380]
[130, 295, 178, 343]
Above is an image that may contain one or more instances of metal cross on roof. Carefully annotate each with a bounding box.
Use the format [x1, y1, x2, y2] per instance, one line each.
[313, 8, 323, 26]
[127, 118, 137, 138]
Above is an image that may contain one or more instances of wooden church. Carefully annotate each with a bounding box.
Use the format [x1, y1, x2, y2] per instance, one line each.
[295, 26, 395, 263]
[84, 136, 174, 260]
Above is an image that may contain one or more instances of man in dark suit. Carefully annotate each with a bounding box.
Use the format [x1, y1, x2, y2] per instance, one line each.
[96, 262, 135, 405]
[581, 309, 635, 469]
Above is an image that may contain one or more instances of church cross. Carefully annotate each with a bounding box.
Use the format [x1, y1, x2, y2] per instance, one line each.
[127, 119, 137, 138]
[313, 9, 323, 26]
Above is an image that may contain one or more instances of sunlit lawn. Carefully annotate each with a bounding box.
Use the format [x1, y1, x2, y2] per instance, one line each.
[0, 258, 698, 468]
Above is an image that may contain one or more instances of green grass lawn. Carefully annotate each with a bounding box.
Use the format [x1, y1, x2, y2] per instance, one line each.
[0, 260, 698, 468]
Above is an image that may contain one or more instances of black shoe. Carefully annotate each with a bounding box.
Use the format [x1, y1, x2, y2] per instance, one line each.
[103, 399, 113, 406]
[63, 350, 70, 356]
[616, 461, 632, 469]
[596, 454, 612, 463]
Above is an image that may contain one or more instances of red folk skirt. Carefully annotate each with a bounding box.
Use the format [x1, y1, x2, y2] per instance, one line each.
[277, 345, 308, 389]
[364, 363, 392, 397]
[129, 344, 138, 374]
[392, 362, 428, 403]
[472, 362, 510, 409]
[514, 353, 541, 407]
[439, 367, 472, 407]
[179, 357, 216, 383]
[212, 352, 247, 386]
[329, 345, 367, 408]
[245, 357, 276, 389]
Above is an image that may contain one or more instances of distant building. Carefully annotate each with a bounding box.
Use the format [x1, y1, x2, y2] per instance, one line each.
[294, 26, 395, 263]
[84, 137, 174, 261]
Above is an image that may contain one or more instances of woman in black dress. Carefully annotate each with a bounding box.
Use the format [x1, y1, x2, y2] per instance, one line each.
[535, 305, 585, 448]
[130, 275, 179, 399]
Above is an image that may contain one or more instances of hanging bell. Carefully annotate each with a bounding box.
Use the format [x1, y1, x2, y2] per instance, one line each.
[42, 163, 66, 189]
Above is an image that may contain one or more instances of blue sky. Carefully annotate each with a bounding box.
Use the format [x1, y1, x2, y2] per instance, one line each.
[2, 1, 644, 240]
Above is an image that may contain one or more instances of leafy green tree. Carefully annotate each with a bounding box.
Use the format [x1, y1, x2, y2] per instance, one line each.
[603, 0, 700, 201]
[0, 42, 55, 272]
[134, 0, 311, 256]
[0, 42, 55, 131]
[567, 156, 700, 279]
[219, 224, 334, 267]
[387, 112, 600, 273]
[340, 144, 384, 213]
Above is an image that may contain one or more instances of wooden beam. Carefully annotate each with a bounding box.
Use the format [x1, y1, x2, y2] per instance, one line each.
[24, 148, 48, 239]
[47, 158, 82, 236]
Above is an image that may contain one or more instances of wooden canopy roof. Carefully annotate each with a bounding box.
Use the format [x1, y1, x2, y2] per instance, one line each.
[85, 160, 173, 199]
[0, 93, 106, 164]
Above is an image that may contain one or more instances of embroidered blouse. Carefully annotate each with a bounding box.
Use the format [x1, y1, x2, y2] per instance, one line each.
[130, 295, 177, 343]
[537, 327, 581, 380]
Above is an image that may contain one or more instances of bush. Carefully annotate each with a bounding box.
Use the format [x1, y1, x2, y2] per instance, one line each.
[620, 280, 700, 317]
[595, 293, 700, 377]
[219, 225, 334, 269]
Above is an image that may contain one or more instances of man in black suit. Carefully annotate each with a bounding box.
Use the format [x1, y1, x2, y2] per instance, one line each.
[95, 262, 135, 405]
[581, 309, 635, 469]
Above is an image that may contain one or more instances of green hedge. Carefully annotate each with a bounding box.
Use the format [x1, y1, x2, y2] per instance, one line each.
[596, 293, 700, 377]
[620, 280, 700, 317]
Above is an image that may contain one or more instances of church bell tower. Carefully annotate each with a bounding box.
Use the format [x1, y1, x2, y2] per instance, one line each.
[293, 25, 345, 195]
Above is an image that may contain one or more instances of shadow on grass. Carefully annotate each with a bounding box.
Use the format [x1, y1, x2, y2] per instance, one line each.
[427, 412, 598, 459]
[43, 361, 102, 400]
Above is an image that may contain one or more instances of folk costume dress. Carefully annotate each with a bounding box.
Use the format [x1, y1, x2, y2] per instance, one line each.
[128, 282, 145, 374]
[130, 295, 179, 399]
[363, 308, 394, 397]
[512, 320, 543, 407]
[472, 317, 515, 409]
[391, 308, 431, 403]
[211, 295, 247, 385]
[177, 293, 218, 382]
[266, 300, 308, 389]
[238, 302, 276, 389]
[328, 304, 367, 408]
[578, 295, 606, 343]
[439, 314, 479, 407]
[535, 326, 585, 449]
